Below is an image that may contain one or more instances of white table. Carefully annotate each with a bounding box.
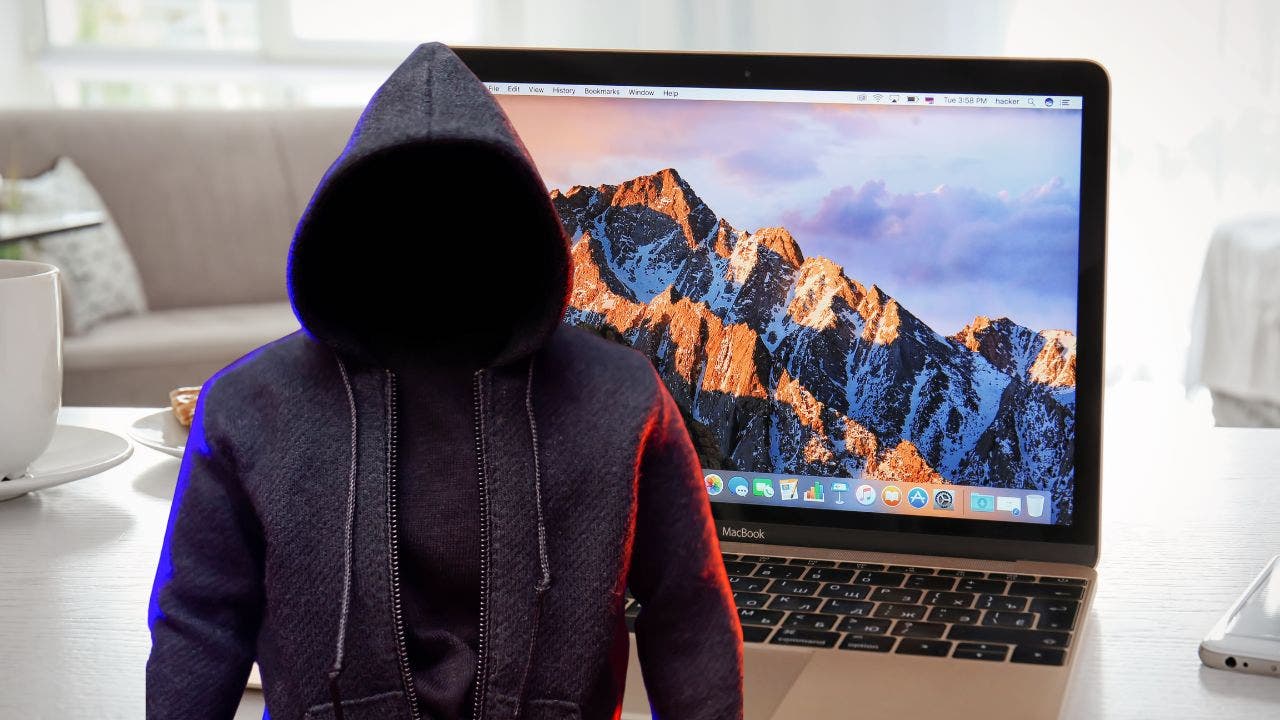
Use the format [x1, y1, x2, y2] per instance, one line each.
[2, 406, 1279, 719]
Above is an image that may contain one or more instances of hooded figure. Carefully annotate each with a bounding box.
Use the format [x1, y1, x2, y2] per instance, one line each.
[146, 43, 743, 720]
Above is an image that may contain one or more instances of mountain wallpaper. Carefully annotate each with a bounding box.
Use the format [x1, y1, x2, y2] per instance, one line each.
[497, 94, 1083, 524]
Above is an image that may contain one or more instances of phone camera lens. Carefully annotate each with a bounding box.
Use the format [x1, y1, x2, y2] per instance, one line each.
[1225, 657, 1237, 668]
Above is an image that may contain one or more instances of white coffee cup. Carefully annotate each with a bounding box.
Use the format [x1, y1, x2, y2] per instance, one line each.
[0, 260, 62, 480]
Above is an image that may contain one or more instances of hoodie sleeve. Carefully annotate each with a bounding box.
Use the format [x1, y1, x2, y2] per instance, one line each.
[627, 381, 744, 720]
[146, 382, 264, 719]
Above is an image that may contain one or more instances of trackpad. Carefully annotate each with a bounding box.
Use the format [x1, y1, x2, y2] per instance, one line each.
[622, 642, 813, 720]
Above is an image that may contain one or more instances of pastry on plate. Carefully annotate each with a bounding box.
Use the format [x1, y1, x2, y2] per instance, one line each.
[169, 386, 201, 428]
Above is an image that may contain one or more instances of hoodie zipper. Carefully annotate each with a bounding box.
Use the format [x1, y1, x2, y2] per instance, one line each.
[385, 371, 424, 720]
[470, 369, 491, 720]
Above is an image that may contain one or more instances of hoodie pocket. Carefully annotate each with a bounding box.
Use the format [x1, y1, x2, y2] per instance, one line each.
[489, 693, 582, 720]
[526, 698, 582, 720]
[303, 690, 412, 720]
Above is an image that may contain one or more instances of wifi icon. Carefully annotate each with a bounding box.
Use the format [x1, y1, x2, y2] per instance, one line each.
[873, 93, 883, 101]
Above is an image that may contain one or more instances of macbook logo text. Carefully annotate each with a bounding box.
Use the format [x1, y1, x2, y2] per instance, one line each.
[721, 526, 766, 541]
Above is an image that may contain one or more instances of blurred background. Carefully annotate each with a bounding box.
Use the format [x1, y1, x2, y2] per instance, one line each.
[3, 0, 1279, 424]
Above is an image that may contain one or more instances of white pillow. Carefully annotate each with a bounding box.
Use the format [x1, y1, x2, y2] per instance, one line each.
[6, 157, 148, 335]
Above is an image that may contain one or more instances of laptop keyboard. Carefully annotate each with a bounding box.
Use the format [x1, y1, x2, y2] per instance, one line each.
[625, 552, 1086, 666]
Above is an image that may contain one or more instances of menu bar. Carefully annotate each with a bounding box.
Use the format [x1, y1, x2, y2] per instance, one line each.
[485, 82, 1082, 110]
[704, 470, 1054, 524]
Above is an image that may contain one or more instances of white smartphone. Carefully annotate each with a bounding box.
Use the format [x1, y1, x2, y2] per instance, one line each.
[1200, 555, 1280, 677]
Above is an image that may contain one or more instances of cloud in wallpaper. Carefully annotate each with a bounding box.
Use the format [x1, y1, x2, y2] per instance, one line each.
[499, 97, 1081, 334]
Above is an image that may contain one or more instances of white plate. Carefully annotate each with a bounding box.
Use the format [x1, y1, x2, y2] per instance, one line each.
[0, 425, 133, 501]
[128, 409, 189, 458]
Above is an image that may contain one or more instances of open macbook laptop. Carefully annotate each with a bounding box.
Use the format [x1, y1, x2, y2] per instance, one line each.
[458, 47, 1109, 720]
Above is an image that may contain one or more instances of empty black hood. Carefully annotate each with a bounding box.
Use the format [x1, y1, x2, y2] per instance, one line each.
[287, 42, 571, 368]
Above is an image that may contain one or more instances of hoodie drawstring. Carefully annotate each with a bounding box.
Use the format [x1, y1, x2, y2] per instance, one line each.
[324, 356, 552, 718]
[514, 356, 553, 717]
[328, 355, 360, 720]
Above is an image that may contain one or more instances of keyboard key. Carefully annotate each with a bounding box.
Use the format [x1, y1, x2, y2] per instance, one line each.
[741, 555, 788, 564]
[947, 625, 1071, 649]
[906, 575, 956, 591]
[755, 563, 807, 579]
[721, 553, 740, 562]
[788, 558, 836, 567]
[888, 565, 935, 575]
[891, 621, 946, 638]
[1032, 598, 1080, 631]
[783, 612, 840, 631]
[954, 642, 1009, 661]
[822, 599, 875, 616]
[987, 572, 1036, 582]
[936, 569, 986, 578]
[769, 594, 822, 612]
[983, 611, 1036, 629]
[770, 579, 820, 596]
[924, 591, 975, 608]
[1011, 645, 1067, 666]
[872, 587, 923, 604]
[723, 561, 758, 576]
[737, 608, 785, 627]
[1038, 576, 1088, 586]
[1010, 582, 1084, 600]
[837, 616, 891, 634]
[928, 607, 981, 625]
[838, 561, 885, 571]
[805, 567, 855, 583]
[1039, 609, 1080, 627]
[854, 571, 907, 587]
[977, 594, 1029, 612]
[873, 603, 927, 620]
[818, 583, 870, 600]
[769, 628, 839, 649]
[741, 625, 773, 643]
[957, 579, 1007, 594]
[1037, 613, 1077, 632]
[728, 575, 770, 593]
[895, 638, 952, 657]
[840, 633, 896, 653]
[733, 591, 769, 609]
[1030, 598, 1080, 615]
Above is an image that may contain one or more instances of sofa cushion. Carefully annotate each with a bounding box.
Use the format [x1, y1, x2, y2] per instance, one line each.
[0, 110, 358, 310]
[8, 157, 149, 335]
[63, 301, 299, 370]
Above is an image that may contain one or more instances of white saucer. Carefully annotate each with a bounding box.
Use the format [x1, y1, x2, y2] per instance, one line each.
[128, 409, 188, 458]
[0, 425, 133, 501]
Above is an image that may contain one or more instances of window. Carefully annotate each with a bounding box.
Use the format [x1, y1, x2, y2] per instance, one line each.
[287, 0, 478, 45]
[36, 0, 482, 108]
[44, 0, 260, 51]
[42, 0, 481, 53]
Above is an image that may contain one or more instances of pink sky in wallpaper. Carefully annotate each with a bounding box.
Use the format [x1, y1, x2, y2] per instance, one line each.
[497, 95, 1083, 334]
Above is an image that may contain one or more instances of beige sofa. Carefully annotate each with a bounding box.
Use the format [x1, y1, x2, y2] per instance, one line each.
[0, 109, 360, 405]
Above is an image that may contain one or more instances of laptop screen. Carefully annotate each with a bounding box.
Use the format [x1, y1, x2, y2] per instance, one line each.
[491, 82, 1084, 528]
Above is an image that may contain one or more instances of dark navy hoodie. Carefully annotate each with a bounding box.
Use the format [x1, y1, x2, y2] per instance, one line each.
[145, 42, 743, 720]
